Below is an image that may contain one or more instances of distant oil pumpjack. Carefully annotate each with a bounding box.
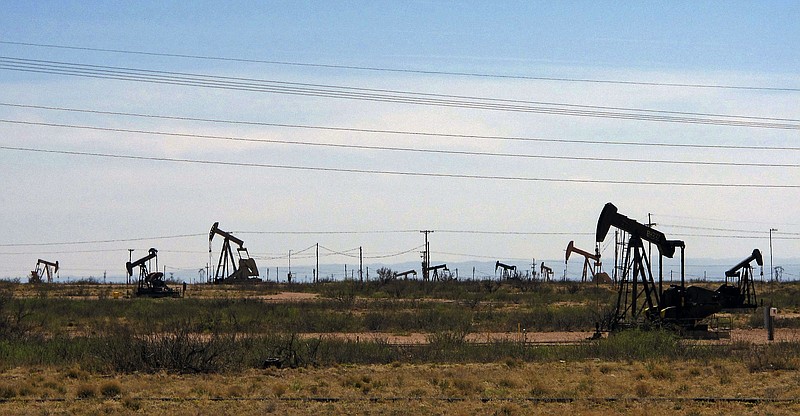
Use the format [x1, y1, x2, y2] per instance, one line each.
[209, 222, 260, 284]
[126, 248, 180, 298]
[565, 241, 611, 283]
[30, 259, 59, 283]
[495, 261, 517, 279]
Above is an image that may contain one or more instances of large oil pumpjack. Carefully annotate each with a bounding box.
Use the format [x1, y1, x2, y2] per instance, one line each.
[596, 202, 760, 332]
[30, 259, 59, 283]
[126, 248, 180, 298]
[208, 222, 260, 284]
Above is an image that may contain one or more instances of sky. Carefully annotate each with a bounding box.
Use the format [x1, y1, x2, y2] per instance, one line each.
[0, 1, 798, 283]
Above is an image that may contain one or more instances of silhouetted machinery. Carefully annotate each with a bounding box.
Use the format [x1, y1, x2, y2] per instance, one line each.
[126, 248, 180, 298]
[495, 261, 517, 279]
[394, 269, 417, 279]
[424, 264, 451, 281]
[596, 202, 758, 332]
[565, 241, 610, 283]
[30, 259, 59, 283]
[540, 262, 554, 281]
[209, 222, 259, 284]
[718, 249, 761, 309]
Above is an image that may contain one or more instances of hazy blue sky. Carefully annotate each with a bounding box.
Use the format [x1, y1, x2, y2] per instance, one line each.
[1, 2, 798, 282]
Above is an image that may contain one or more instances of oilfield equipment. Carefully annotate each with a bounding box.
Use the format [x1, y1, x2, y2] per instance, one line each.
[394, 269, 417, 279]
[29, 259, 58, 283]
[565, 240, 611, 283]
[596, 202, 759, 332]
[424, 264, 452, 281]
[495, 261, 517, 279]
[126, 248, 180, 298]
[540, 262, 554, 281]
[718, 249, 762, 309]
[208, 222, 259, 284]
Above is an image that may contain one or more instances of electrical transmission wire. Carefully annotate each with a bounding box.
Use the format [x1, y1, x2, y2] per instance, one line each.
[4, 118, 799, 168]
[1, 40, 797, 92]
[4, 103, 800, 152]
[2, 145, 797, 189]
[0, 57, 797, 129]
[0, 233, 206, 247]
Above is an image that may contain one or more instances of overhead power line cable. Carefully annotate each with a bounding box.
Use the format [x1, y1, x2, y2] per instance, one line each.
[3, 103, 799, 152]
[4, 118, 798, 168]
[0, 233, 206, 247]
[1, 144, 796, 189]
[0, 57, 797, 129]
[1, 40, 797, 92]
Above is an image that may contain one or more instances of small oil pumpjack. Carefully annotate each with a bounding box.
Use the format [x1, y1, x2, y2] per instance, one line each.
[424, 264, 451, 281]
[209, 222, 259, 284]
[495, 261, 517, 279]
[718, 249, 761, 309]
[565, 241, 610, 283]
[540, 262, 554, 281]
[394, 269, 417, 279]
[126, 248, 180, 298]
[30, 259, 59, 283]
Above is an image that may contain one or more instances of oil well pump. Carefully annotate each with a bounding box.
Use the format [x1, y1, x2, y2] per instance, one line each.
[30, 259, 59, 283]
[495, 261, 517, 279]
[718, 249, 762, 309]
[394, 269, 417, 279]
[424, 264, 451, 281]
[540, 262, 554, 281]
[208, 222, 259, 284]
[565, 241, 610, 283]
[126, 248, 180, 298]
[596, 203, 723, 331]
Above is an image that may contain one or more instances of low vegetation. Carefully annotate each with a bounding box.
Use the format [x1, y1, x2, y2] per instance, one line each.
[1, 279, 799, 414]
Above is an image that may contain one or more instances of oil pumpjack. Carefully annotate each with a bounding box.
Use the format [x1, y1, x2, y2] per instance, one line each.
[208, 222, 260, 284]
[30, 259, 59, 283]
[126, 248, 180, 298]
[565, 241, 610, 283]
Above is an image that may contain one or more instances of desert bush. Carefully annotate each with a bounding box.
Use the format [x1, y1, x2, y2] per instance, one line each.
[100, 380, 123, 397]
[75, 383, 97, 398]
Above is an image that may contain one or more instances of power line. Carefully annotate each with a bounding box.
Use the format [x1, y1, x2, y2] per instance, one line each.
[2, 145, 797, 189]
[660, 224, 800, 235]
[6, 118, 798, 168]
[0, 233, 206, 247]
[2, 40, 797, 92]
[236, 230, 419, 235]
[4, 102, 799, 152]
[1, 57, 797, 129]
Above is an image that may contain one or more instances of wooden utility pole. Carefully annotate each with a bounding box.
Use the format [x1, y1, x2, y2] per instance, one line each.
[421, 230, 433, 281]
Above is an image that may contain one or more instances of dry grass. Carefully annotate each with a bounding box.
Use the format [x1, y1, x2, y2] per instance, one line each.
[0, 361, 799, 414]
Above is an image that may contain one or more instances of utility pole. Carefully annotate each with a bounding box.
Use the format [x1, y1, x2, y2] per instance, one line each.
[288, 250, 292, 284]
[127, 249, 134, 285]
[770, 228, 777, 282]
[315, 243, 319, 283]
[359, 246, 363, 283]
[421, 230, 433, 281]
